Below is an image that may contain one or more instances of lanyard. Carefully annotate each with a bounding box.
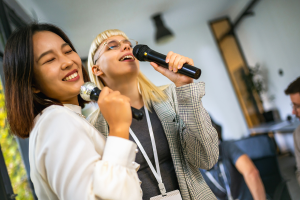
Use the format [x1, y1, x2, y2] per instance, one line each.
[129, 106, 167, 196]
[219, 162, 234, 200]
[205, 162, 234, 200]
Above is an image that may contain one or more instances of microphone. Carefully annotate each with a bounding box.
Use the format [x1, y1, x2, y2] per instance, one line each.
[80, 82, 143, 121]
[133, 44, 201, 79]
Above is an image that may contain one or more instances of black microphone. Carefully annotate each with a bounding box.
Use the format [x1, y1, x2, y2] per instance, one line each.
[133, 44, 201, 79]
[80, 82, 143, 121]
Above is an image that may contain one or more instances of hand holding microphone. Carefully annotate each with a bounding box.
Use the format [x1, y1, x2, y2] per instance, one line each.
[96, 87, 132, 139]
[80, 82, 143, 121]
[133, 44, 201, 87]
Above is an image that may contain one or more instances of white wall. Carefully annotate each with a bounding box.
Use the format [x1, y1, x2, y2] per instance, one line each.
[233, 0, 300, 121]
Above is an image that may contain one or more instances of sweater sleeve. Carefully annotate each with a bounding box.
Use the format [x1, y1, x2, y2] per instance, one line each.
[175, 82, 219, 170]
[33, 108, 142, 200]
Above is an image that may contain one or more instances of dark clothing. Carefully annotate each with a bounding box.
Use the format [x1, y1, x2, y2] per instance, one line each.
[200, 141, 252, 200]
[130, 106, 180, 200]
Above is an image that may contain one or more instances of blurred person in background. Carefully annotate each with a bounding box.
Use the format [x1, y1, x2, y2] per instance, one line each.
[87, 29, 219, 200]
[200, 119, 266, 200]
[284, 76, 300, 186]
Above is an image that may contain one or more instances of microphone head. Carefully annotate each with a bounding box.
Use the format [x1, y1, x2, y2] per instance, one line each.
[80, 82, 97, 101]
[133, 44, 150, 61]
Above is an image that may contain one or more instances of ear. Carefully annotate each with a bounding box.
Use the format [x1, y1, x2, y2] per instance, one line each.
[32, 86, 40, 94]
[92, 65, 104, 76]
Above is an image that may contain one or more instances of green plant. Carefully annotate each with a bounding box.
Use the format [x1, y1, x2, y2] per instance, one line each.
[246, 64, 266, 97]
[242, 63, 275, 104]
[0, 82, 34, 200]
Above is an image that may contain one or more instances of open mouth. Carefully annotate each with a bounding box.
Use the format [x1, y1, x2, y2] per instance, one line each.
[119, 55, 135, 62]
[63, 71, 78, 81]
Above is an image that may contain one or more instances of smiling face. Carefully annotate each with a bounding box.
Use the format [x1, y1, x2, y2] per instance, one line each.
[93, 35, 139, 86]
[32, 31, 84, 105]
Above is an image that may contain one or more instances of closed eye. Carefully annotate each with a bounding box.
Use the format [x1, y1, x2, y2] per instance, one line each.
[108, 46, 117, 50]
[44, 58, 55, 64]
[65, 49, 73, 54]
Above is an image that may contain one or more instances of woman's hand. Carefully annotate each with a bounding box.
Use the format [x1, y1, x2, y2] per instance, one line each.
[97, 87, 132, 139]
[150, 51, 194, 87]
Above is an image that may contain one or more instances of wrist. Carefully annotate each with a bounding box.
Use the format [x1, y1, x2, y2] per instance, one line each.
[109, 125, 130, 139]
[175, 80, 193, 87]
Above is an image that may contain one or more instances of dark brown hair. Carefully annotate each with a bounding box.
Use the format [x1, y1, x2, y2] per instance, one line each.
[285, 76, 300, 95]
[3, 23, 90, 138]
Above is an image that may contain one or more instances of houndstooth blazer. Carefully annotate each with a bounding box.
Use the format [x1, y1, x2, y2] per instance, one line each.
[92, 82, 219, 200]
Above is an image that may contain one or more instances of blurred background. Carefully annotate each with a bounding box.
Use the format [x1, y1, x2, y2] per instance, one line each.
[0, 0, 299, 199]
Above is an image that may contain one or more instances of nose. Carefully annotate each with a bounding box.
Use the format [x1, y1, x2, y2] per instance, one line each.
[61, 55, 73, 69]
[121, 42, 131, 51]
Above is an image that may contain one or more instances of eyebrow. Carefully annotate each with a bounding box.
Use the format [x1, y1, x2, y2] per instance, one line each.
[37, 43, 70, 62]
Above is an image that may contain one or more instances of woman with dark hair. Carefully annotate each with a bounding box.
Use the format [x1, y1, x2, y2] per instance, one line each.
[3, 23, 142, 200]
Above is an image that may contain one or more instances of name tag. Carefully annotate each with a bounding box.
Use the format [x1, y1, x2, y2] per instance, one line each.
[150, 190, 182, 200]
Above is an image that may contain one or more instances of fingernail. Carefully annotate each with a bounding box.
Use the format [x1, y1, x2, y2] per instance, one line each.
[178, 65, 181, 69]
[166, 59, 169, 63]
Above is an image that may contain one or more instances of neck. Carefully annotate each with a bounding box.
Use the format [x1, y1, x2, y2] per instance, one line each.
[61, 96, 80, 106]
[107, 79, 143, 109]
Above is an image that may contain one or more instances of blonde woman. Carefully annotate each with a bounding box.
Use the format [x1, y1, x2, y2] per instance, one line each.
[87, 29, 219, 200]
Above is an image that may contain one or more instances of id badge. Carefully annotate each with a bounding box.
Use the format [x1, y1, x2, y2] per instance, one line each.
[150, 190, 182, 200]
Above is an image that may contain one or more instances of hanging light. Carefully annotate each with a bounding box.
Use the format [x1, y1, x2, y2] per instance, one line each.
[152, 13, 174, 44]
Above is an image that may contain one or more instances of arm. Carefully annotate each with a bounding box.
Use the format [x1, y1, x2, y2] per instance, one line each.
[235, 154, 266, 200]
[35, 109, 141, 200]
[175, 82, 219, 169]
[151, 53, 219, 170]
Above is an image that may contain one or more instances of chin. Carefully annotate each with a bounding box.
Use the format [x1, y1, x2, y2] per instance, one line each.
[72, 81, 84, 94]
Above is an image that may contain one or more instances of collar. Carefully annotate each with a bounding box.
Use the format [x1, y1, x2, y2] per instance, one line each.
[63, 104, 82, 115]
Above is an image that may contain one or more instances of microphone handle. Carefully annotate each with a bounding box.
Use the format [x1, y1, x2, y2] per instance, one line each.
[145, 49, 201, 79]
[90, 87, 143, 121]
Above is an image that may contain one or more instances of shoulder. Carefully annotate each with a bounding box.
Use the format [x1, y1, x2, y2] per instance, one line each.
[159, 83, 178, 101]
[31, 105, 87, 139]
[37, 105, 79, 124]
[159, 84, 175, 96]
[220, 140, 237, 149]
[220, 141, 244, 163]
[158, 84, 172, 91]
[30, 105, 103, 153]
[154, 84, 177, 110]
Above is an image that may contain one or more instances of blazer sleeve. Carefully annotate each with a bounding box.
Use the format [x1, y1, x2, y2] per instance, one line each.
[33, 108, 142, 200]
[174, 82, 219, 170]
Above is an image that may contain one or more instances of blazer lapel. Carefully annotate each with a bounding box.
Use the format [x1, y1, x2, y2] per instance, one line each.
[151, 99, 180, 145]
[152, 99, 176, 123]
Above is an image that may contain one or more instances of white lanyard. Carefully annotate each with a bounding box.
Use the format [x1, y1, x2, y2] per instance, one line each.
[219, 162, 233, 200]
[129, 106, 167, 196]
[205, 162, 234, 200]
[205, 171, 226, 193]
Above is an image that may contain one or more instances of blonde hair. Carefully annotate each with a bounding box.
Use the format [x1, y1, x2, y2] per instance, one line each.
[87, 29, 167, 123]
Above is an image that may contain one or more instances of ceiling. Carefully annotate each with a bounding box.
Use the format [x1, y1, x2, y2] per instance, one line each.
[10, 0, 248, 57]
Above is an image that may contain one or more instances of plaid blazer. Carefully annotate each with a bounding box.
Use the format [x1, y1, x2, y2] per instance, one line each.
[92, 82, 219, 200]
